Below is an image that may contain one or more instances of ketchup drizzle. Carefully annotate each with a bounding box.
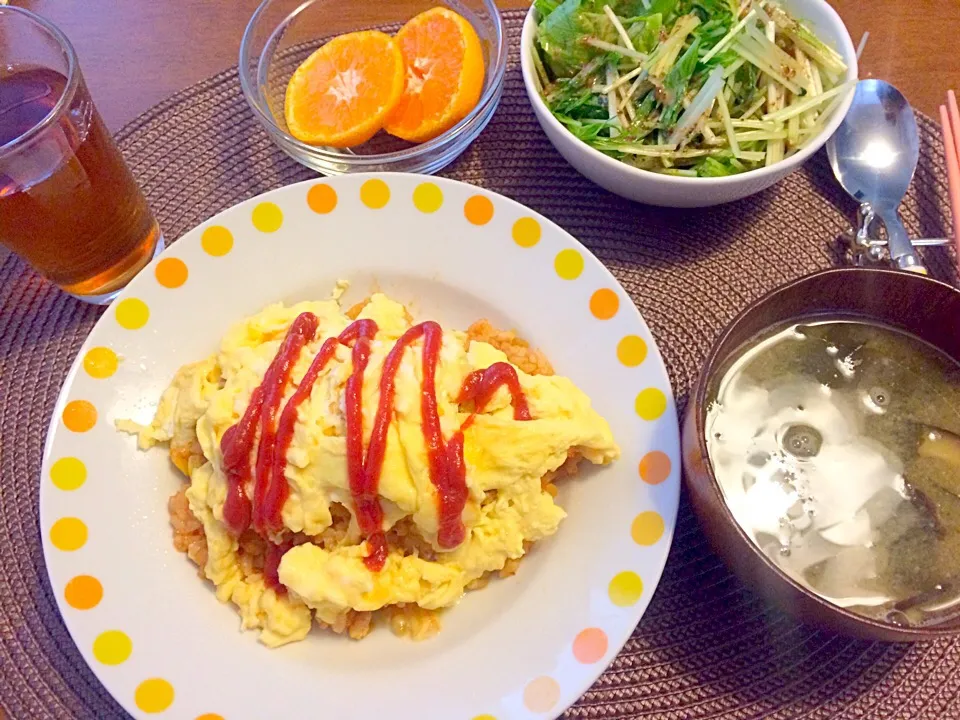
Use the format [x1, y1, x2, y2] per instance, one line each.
[263, 539, 293, 593]
[458, 361, 532, 420]
[222, 312, 318, 536]
[219, 315, 533, 576]
[339, 320, 384, 570]
[262, 335, 339, 534]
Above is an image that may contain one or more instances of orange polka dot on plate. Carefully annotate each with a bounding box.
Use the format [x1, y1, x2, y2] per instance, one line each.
[523, 676, 560, 714]
[64, 575, 102, 610]
[360, 178, 390, 209]
[631, 511, 665, 546]
[50, 517, 87, 551]
[51, 457, 86, 491]
[608, 571, 643, 607]
[464, 195, 494, 225]
[512, 217, 541, 247]
[307, 183, 338, 214]
[252, 201, 283, 232]
[201, 226, 233, 256]
[93, 630, 132, 665]
[554, 249, 584, 280]
[83, 347, 118, 379]
[115, 298, 149, 330]
[635, 388, 667, 421]
[155, 257, 188, 289]
[573, 627, 608, 664]
[590, 288, 619, 319]
[135, 678, 175, 714]
[413, 182, 443, 213]
[195, 714, 225, 720]
[63, 400, 96, 433]
[639, 451, 671, 485]
[617, 335, 647, 367]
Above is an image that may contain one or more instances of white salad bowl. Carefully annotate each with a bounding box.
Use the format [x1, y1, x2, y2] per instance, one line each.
[520, 0, 858, 208]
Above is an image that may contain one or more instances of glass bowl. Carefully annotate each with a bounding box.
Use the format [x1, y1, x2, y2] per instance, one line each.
[239, 0, 506, 175]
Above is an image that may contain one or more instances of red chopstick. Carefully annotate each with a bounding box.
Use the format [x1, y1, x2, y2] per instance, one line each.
[940, 91, 960, 264]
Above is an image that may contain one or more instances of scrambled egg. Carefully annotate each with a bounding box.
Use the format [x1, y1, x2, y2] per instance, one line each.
[126, 292, 619, 646]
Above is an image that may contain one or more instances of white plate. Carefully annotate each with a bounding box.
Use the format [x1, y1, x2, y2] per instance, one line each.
[40, 173, 680, 720]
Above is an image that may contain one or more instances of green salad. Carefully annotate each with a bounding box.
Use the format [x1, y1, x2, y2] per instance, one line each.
[531, 0, 852, 177]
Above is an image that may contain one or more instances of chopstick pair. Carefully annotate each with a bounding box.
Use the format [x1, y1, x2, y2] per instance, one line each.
[939, 91, 960, 265]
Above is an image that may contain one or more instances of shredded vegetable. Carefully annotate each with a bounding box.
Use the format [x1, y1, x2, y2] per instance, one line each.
[532, 0, 852, 177]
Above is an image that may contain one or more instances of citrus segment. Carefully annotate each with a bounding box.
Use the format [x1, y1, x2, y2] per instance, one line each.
[285, 31, 405, 148]
[384, 8, 485, 143]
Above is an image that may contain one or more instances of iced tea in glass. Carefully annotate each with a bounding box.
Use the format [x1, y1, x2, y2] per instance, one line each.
[0, 7, 161, 303]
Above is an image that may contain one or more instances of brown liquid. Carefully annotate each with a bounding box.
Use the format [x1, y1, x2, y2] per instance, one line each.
[0, 66, 159, 297]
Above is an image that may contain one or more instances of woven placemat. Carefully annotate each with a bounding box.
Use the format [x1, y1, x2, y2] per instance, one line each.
[3, 10, 960, 719]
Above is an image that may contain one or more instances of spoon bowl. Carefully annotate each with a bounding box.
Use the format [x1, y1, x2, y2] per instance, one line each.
[827, 80, 924, 272]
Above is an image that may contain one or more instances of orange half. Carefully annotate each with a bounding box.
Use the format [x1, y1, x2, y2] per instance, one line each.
[384, 8, 485, 143]
[284, 30, 405, 148]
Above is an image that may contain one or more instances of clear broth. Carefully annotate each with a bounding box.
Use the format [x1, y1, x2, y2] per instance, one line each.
[707, 319, 960, 627]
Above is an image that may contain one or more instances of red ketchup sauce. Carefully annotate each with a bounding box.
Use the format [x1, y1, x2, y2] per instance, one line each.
[357, 322, 438, 569]
[458, 362, 532, 421]
[338, 320, 383, 569]
[261, 335, 340, 534]
[251, 312, 322, 534]
[221, 312, 319, 536]
[219, 314, 532, 579]
[263, 539, 292, 591]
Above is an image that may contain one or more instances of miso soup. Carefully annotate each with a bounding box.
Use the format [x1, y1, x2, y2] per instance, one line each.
[706, 319, 960, 627]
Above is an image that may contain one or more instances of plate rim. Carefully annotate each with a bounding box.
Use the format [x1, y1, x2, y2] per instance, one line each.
[39, 172, 680, 720]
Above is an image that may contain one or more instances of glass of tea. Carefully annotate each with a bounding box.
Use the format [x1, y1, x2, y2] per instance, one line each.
[0, 7, 161, 304]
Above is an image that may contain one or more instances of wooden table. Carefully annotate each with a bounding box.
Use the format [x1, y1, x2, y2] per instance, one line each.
[17, 0, 960, 132]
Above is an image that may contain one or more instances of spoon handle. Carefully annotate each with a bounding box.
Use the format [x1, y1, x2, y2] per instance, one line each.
[875, 206, 926, 273]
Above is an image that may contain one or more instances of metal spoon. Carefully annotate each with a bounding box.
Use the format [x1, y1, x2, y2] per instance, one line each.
[827, 79, 926, 273]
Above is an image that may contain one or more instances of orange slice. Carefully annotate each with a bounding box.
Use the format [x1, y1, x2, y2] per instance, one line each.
[384, 8, 485, 143]
[284, 30, 405, 148]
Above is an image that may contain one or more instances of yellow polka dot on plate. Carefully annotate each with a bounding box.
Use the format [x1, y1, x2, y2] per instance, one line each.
[135, 678, 175, 714]
[195, 714, 225, 720]
[83, 347, 118, 379]
[93, 630, 132, 665]
[115, 298, 149, 330]
[65, 575, 102, 610]
[63, 400, 97, 433]
[554, 248, 584, 280]
[590, 288, 619, 320]
[635, 388, 667, 421]
[608, 571, 643, 607]
[252, 201, 283, 232]
[617, 335, 648, 367]
[50, 517, 87, 551]
[307, 183, 338, 214]
[524, 676, 560, 714]
[201, 226, 233, 256]
[512, 217, 541, 247]
[464, 195, 494, 225]
[631, 511, 665, 546]
[472, 715, 497, 720]
[51, 457, 86, 491]
[360, 178, 390, 209]
[155, 257, 188, 289]
[413, 182, 443, 213]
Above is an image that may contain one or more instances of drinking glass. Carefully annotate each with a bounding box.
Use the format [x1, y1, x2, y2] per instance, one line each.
[0, 7, 161, 304]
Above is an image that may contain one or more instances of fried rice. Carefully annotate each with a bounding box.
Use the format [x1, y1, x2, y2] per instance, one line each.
[166, 316, 574, 641]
